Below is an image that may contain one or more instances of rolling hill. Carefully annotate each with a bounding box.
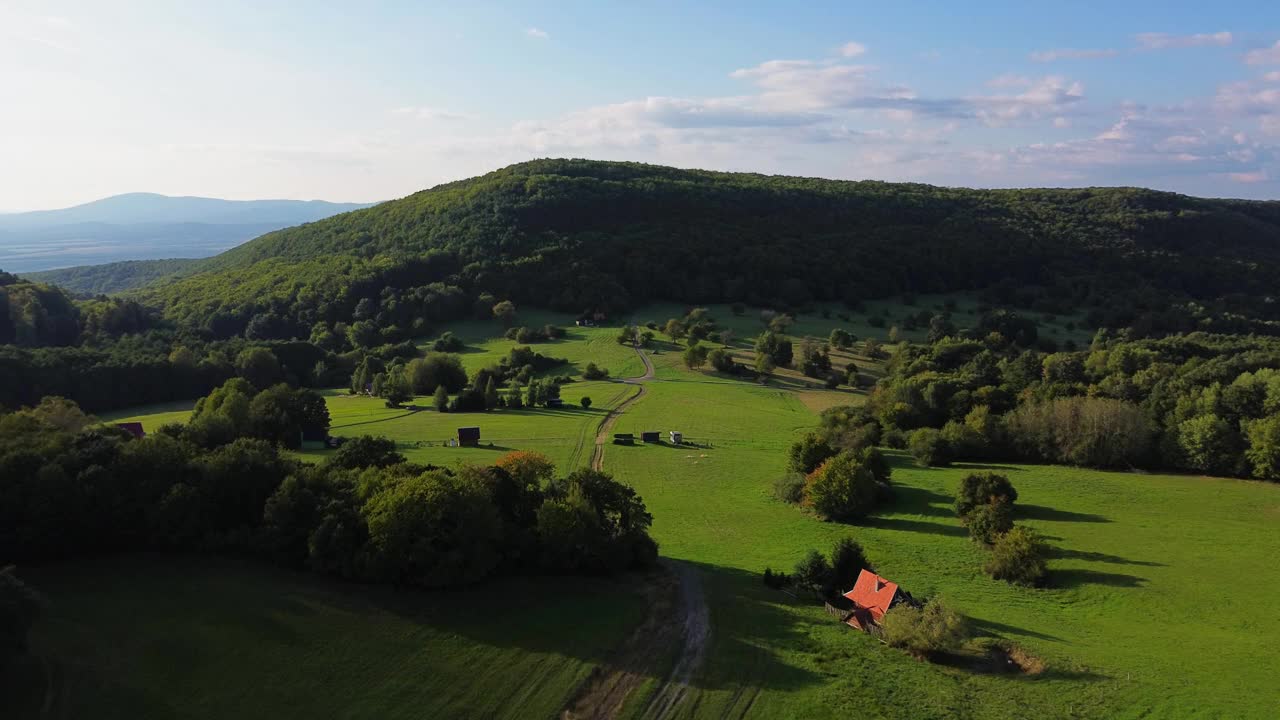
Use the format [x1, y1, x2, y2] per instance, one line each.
[135, 158, 1280, 338]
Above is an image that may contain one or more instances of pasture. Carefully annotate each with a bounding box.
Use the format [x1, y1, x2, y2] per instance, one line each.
[36, 301, 1280, 719]
[4, 556, 646, 720]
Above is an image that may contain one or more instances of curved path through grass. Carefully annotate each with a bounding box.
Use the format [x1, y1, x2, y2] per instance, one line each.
[569, 342, 711, 720]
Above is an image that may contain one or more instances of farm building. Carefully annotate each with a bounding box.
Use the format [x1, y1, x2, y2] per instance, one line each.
[457, 427, 481, 447]
[840, 569, 915, 632]
[547, 398, 564, 408]
[115, 422, 145, 439]
[669, 430, 683, 445]
[641, 431, 660, 443]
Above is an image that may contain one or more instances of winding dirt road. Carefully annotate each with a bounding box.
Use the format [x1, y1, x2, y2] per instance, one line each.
[565, 343, 712, 720]
[589, 342, 655, 471]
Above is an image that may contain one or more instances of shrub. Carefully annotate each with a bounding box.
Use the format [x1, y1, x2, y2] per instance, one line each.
[804, 451, 881, 520]
[828, 537, 871, 595]
[683, 343, 709, 369]
[908, 428, 951, 466]
[829, 328, 854, 349]
[881, 599, 968, 659]
[582, 362, 609, 380]
[432, 332, 465, 352]
[328, 435, 405, 470]
[580, 396, 593, 409]
[793, 549, 831, 598]
[953, 472, 1018, 517]
[985, 526, 1048, 586]
[772, 472, 806, 504]
[708, 348, 736, 373]
[788, 432, 837, 474]
[964, 500, 1013, 544]
[882, 428, 907, 449]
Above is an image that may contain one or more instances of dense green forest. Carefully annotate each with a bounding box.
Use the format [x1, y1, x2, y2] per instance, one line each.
[4, 158, 1280, 417]
[25, 258, 200, 295]
[134, 158, 1280, 339]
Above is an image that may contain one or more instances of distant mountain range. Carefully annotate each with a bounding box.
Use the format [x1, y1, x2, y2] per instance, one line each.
[0, 193, 374, 278]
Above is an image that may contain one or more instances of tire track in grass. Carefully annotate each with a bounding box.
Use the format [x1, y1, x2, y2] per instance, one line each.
[564, 343, 713, 720]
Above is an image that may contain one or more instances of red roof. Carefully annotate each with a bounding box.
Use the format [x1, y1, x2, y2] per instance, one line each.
[842, 569, 899, 626]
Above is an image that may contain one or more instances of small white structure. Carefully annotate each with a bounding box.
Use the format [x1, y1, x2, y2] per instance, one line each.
[669, 430, 683, 445]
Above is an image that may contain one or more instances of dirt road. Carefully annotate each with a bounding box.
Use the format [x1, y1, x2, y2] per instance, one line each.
[589, 342, 655, 471]
[565, 343, 712, 720]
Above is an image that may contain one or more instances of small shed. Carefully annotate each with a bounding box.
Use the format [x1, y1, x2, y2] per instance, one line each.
[546, 398, 564, 408]
[641, 431, 660, 443]
[115, 422, 145, 439]
[613, 433, 634, 445]
[458, 427, 481, 447]
[669, 430, 683, 445]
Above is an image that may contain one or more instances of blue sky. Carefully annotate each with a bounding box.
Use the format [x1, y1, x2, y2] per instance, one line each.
[3, 0, 1279, 209]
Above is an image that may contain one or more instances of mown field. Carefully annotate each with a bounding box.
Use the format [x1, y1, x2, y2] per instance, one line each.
[3, 557, 646, 720]
[48, 300, 1280, 719]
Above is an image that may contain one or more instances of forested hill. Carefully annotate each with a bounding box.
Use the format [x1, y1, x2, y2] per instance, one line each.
[136, 158, 1280, 338]
[26, 258, 201, 295]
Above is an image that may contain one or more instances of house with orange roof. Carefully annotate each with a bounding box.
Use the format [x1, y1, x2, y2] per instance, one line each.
[841, 569, 911, 632]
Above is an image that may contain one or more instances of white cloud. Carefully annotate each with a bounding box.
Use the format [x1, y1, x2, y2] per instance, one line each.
[1246, 41, 1280, 66]
[525, 27, 549, 40]
[838, 41, 867, 58]
[972, 76, 1086, 125]
[730, 59, 879, 111]
[1135, 31, 1232, 50]
[393, 106, 473, 122]
[1030, 48, 1118, 62]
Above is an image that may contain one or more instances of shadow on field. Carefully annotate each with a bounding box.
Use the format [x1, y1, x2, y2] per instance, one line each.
[971, 618, 1063, 642]
[863, 515, 968, 538]
[951, 463, 1027, 473]
[887, 485, 955, 519]
[1047, 547, 1164, 567]
[315, 559, 824, 700]
[1018, 504, 1110, 523]
[1051, 568, 1149, 589]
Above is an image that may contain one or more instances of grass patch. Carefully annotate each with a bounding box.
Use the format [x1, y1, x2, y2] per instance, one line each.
[6, 555, 646, 720]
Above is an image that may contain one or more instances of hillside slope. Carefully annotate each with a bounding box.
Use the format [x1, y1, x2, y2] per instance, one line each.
[138, 159, 1280, 337]
[25, 258, 203, 295]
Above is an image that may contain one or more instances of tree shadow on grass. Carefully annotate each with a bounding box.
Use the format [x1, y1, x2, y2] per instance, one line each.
[862, 515, 968, 538]
[1046, 547, 1164, 567]
[886, 485, 955, 519]
[951, 462, 1027, 473]
[1050, 568, 1149, 589]
[971, 618, 1064, 643]
[1017, 504, 1110, 523]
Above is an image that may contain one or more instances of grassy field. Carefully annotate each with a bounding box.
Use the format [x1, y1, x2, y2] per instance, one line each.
[39, 302, 1280, 719]
[4, 556, 646, 720]
[608, 376, 1280, 718]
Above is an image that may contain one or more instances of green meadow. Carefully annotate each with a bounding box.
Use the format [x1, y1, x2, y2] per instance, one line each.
[37, 301, 1280, 719]
[5, 557, 646, 720]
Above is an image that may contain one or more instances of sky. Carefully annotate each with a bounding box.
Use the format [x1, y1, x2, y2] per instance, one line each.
[3, 0, 1280, 210]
